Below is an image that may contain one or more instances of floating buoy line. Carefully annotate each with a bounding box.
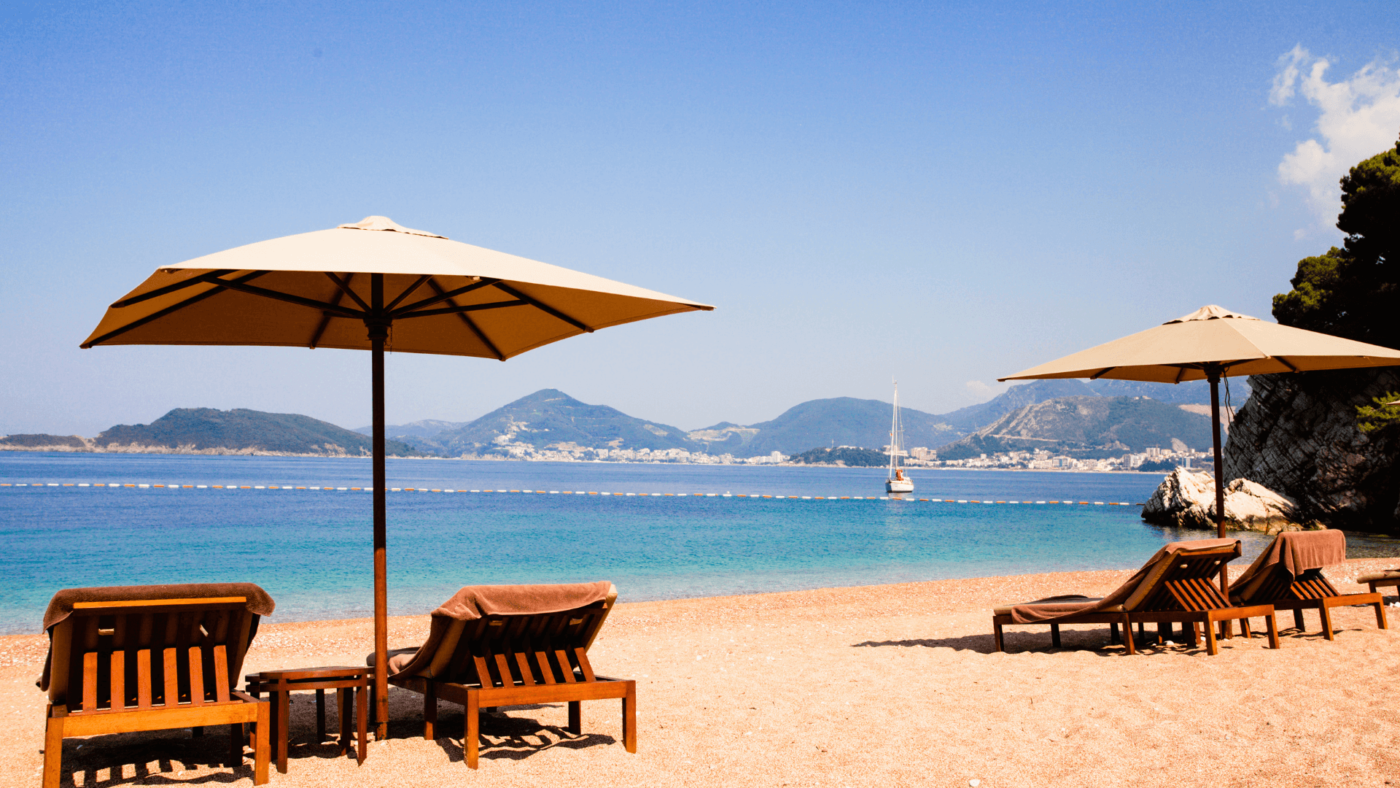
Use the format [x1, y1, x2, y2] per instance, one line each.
[0, 482, 1141, 506]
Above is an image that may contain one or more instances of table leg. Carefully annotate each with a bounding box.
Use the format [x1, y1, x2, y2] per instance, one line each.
[317, 689, 327, 743]
[275, 690, 290, 774]
[338, 688, 351, 756]
[356, 683, 368, 765]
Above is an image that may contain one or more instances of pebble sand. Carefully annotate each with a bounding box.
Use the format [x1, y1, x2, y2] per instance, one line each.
[3, 558, 1398, 787]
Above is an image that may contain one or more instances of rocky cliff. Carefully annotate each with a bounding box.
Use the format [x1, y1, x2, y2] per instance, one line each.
[1223, 368, 1400, 534]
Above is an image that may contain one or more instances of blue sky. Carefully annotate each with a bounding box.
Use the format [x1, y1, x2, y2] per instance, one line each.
[4, 1, 1399, 435]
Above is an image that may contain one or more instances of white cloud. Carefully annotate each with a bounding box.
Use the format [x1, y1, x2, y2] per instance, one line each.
[1270, 46, 1400, 230]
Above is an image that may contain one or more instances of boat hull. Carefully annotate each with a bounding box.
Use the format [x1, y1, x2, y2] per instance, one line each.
[885, 479, 914, 494]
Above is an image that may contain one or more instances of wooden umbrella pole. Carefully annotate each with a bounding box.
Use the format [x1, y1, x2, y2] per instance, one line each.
[1208, 369, 1232, 640]
[369, 274, 390, 739]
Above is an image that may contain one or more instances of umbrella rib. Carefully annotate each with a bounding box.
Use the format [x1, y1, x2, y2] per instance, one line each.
[395, 300, 528, 319]
[1089, 367, 1115, 380]
[81, 271, 270, 347]
[425, 279, 506, 361]
[210, 277, 365, 318]
[109, 270, 239, 308]
[324, 272, 371, 313]
[310, 273, 354, 349]
[389, 278, 499, 318]
[491, 282, 593, 333]
[384, 275, 432, 312]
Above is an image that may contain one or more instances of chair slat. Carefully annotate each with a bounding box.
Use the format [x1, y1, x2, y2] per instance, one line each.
[110, 651, 126, 711]
[472, 655, 494, 688]
[82, 651, 99, 712]
[213, 645, 230, 703]
[573, 648, 596, 682]
[555, 650, 576, 683]
[136, 648, 152, 709]
[187, 646, 205, 705]
[535, 650, 557, 684]
[513, 652, 536, 686]
[163, 647, 179, 707]
[493, 653, 515, 688]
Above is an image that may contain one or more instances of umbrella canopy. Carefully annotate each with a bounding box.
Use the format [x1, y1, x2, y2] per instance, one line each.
[1000, 305, 1400, 384]
[82, 216, 713, 733]
[1000, 304, 1400, 549]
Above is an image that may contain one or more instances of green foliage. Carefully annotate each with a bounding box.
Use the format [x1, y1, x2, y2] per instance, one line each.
[789, 446, 891, 467]
[1356, 392, 1400, 433]
[1273, 136, 1400, 348]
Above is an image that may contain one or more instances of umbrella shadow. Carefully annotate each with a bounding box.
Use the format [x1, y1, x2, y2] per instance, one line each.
[849, 627, 1261, 657]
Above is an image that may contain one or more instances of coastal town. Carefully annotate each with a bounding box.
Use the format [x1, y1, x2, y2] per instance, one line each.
[475, 433, 1209, 472]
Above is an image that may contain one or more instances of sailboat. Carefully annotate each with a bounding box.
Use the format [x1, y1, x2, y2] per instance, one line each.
[886, 380, 914, 494]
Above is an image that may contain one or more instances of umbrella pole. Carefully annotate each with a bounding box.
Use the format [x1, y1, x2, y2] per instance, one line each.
[1208, 369, 1232, 638]
[370, 276, 390, 740]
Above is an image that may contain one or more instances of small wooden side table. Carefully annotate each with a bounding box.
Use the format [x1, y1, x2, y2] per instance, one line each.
[245, 666, 369, 774]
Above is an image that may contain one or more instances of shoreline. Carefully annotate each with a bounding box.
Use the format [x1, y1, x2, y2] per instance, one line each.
[4, 564, 1397, 786]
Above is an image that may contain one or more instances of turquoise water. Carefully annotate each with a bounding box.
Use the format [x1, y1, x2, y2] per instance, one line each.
[2, 452, 1397, 635]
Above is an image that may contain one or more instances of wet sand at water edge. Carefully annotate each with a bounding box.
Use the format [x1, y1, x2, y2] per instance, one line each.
[2, 558, 1398, 787]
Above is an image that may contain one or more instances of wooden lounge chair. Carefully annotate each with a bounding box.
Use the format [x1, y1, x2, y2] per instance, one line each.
[373, 581, 635, 769]
[993, 539, 1280, 656]
[1356, 568, 1400, 598]
[1230, 530, 1388, 639]
[39, 583, 273, 788]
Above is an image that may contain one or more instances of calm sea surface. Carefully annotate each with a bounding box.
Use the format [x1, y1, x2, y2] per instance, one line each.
[2, 452, 1397, 635]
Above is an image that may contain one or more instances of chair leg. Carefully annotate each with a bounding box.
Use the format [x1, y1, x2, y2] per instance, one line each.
[1292, 608, 1306, 632]
[623, 681, 637, 754]
[1239, 618, 1253, 639]
[316, 689, 327, 743]
[568, 701, 581, 734]
[338, 688, 351, 755]
[465, 688, 480, 769]
[1320, 603, 1336, 641]
[356, 684, 368, 765]
[43, 712, 64, 788]
[228, 723, 242, 768]
[1050, 623, 1061, 649]
[1122, 615, 1135, 655]
[1109, 622, 1120, 645]
[1265, 611, 1280, 649]
[1186, 622, 1199, 648]
[274, 691, 289, 774]
[424, 681, 437, 740]
[1204, 618, 1219, 656]
[253, 699, 270, 786]
[1376, 600, 1389, 630]
[993, 620, 1005, 652]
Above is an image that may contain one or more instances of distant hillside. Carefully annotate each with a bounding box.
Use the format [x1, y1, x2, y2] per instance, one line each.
[1086, 378, 1245, 404]
[939, 396, 1213, 460]
[716, 397, 958, 456]
[0, 434, 90, 451]
[426, 389, 693, 456]
[789, 446, 890, 467]
[354, 419, 470, 440]
[94, 408, 424, 457]
[939, 380, 1096, 432]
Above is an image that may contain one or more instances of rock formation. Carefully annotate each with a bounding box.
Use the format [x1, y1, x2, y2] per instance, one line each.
[1141, 468, 1311, 535]
[1223, 368, 1400, 535]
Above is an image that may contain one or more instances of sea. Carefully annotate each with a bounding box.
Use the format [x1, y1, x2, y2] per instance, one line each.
[2, 452, 1397, 636]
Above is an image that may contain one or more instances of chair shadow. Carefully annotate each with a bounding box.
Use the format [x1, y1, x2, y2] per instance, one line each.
[50, 729, 255, 787]
[423, 705, 618, 764]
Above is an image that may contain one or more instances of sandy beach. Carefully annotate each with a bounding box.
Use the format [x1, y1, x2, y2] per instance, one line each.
[4, 559, 1398, 788]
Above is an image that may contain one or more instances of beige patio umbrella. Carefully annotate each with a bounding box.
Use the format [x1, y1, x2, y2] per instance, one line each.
[1000, 304, 1400, 555]
[82, 216, 713, 733]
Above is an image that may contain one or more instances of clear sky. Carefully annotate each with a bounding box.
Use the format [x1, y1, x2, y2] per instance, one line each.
[4, 1, 1399, 436]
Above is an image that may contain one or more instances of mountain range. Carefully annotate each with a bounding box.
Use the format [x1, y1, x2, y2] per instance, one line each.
[3, 378, 1233, 459]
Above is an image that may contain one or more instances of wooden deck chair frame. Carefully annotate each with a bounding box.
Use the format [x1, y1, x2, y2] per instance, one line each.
[995, 544, 1281, 656]
[1237, 567, 1387, 640]
[388, 591, 635, 769]
[42, 597, 270, 788]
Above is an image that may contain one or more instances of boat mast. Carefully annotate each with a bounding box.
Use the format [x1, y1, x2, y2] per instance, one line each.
[889, 380, 900, 479]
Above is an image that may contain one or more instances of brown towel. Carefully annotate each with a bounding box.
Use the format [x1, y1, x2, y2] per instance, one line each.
[371, 581, 613, 680]
[39, 582, 274, 693]
[1230, 530, 1347, 604]
[43, 582, 275, 632]
[1007, 538, 1239, 624]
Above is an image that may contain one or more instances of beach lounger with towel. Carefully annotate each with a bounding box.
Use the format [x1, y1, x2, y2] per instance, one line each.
[993, 539, 1280, 655]
[371, 581, 635, 769]
[1229, 530, 1388, 639]
[38, 583, 274, 788]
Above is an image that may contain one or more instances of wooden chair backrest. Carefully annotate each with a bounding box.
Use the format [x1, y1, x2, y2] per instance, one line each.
[47, 598, 259, 712]
[435, 601, 612, 689]
[1249, 567, 1340, 603]
[1125, 547, 1238, 613]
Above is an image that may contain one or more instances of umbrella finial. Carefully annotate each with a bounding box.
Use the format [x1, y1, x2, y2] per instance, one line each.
[1165, 305, 1259, 325]
[338, 216, 447, 239]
